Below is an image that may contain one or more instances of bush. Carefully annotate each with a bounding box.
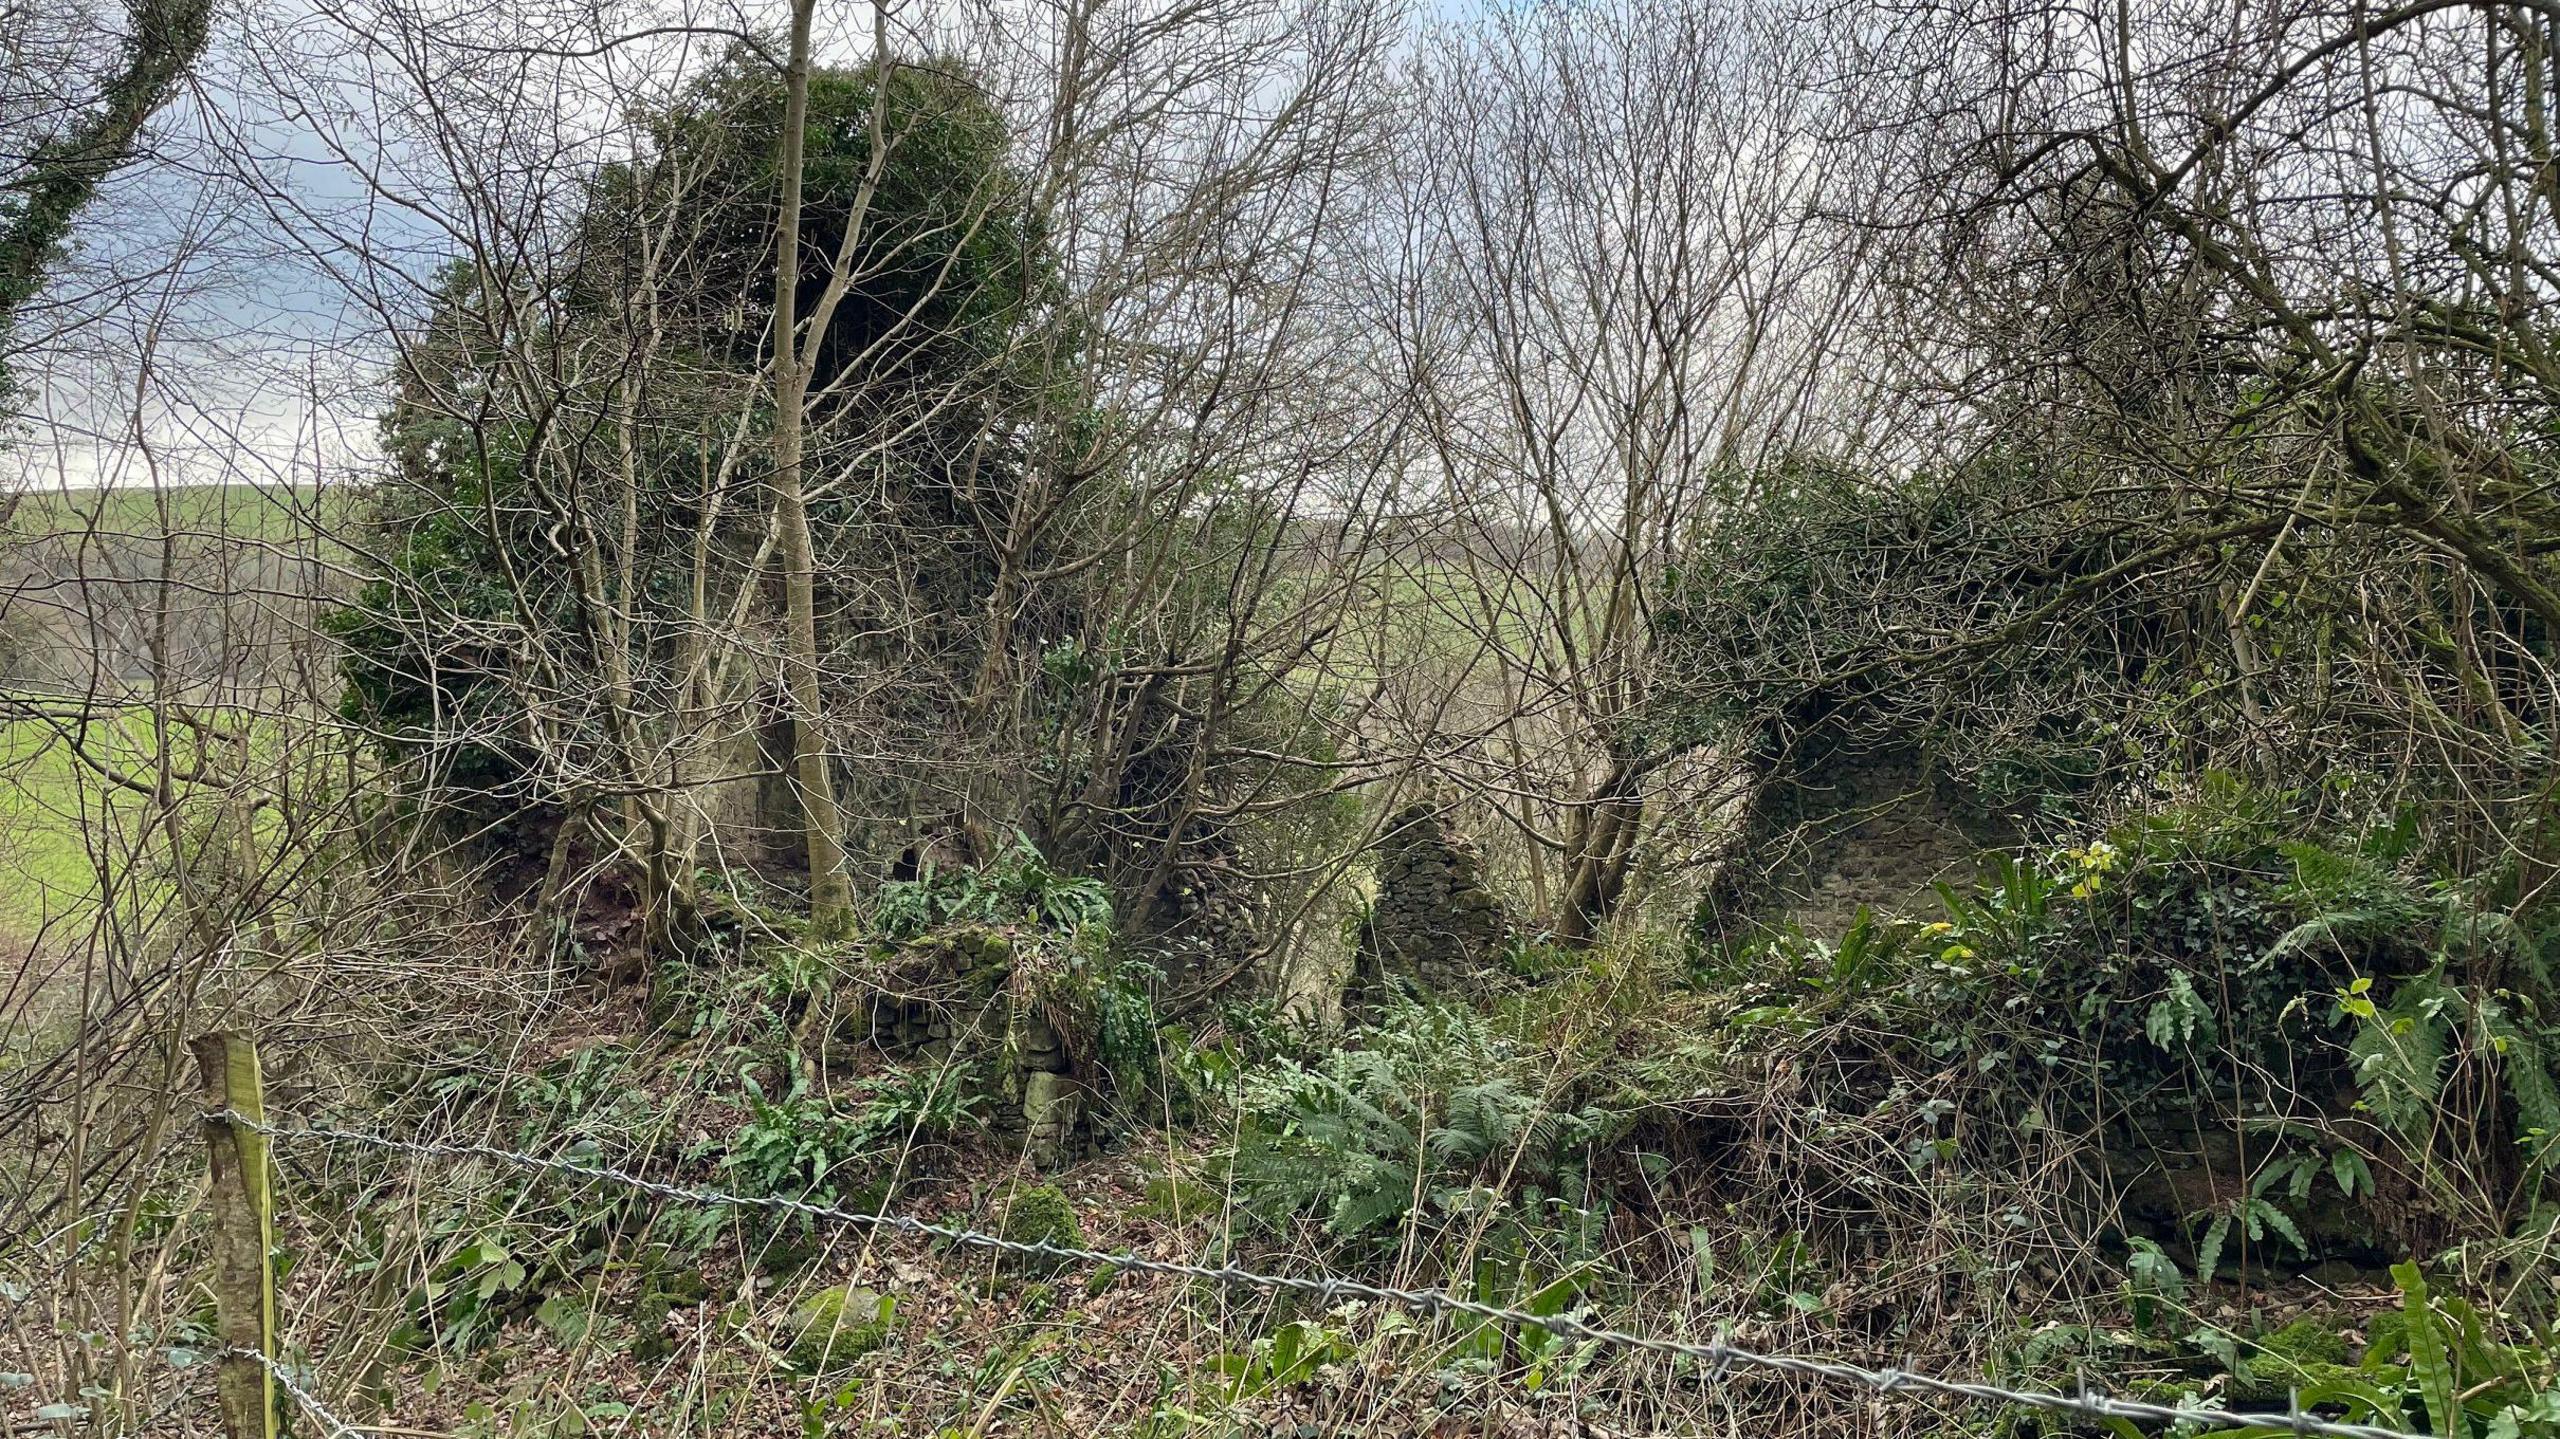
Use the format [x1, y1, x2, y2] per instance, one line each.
[1222, 1000, 1617, 1247]
[1723, 786, 2560, 1262]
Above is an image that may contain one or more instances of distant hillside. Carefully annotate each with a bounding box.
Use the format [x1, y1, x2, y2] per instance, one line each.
[3, 480, 348, 544]
[1, 481, 354, 693]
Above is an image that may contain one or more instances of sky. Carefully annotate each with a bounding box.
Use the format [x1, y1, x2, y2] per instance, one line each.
[7, 0, 759, 493]
[9, 0, 1471, 495]
[9, 33, 388, 490]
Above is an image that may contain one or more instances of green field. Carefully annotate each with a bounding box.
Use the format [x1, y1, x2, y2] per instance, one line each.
[2, 482, 359, 939]
[0, 713, 136, 938]
[0, 705, 321, 941]
[5, 479, 337, 545]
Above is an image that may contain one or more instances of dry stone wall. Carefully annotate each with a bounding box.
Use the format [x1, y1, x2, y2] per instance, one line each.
[824, 924, 1081, 1167]
[1356, 802, 1507, 996]
[1758, 747, 2011, 937]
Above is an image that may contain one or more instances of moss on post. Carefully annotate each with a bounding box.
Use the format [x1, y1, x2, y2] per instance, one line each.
[190, 1032, 277, 1439]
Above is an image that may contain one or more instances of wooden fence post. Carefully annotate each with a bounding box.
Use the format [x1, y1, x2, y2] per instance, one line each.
[192, 1032, 277, 1439]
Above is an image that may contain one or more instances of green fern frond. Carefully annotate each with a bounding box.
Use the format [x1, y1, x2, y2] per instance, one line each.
[2480, 1003, 2560, 1163]
[2348, 978, 2453, 1140]
[2277, 840, 2419, 913]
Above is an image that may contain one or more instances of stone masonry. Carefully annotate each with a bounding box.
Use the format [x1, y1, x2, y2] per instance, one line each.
[1359, 802, 1507, 994]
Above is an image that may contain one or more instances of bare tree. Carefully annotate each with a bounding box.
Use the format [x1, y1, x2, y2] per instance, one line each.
[1363, 0, 1876, 943]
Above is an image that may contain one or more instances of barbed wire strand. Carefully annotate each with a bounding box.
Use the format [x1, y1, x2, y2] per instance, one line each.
[221, 1110, 2430, 1439]
[234, 1347, 364, 1439]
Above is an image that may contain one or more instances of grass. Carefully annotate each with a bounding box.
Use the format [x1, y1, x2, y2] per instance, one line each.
[0, 713, 132, 937]
[5, 480, 335, 546]
[1, 481, 363, 939]
[0, 705, 313, 940]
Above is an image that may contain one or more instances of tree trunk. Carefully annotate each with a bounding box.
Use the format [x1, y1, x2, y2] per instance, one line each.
[1554, 763, 1643, 946]
[773, 0, 854, 938]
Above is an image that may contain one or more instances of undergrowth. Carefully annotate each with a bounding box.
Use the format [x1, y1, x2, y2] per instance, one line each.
[33, 805, 2560, 1437]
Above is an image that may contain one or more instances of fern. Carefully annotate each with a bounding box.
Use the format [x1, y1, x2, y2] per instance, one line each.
[2195, 1211, 2230, 1280]
[2277, 839, 2421, 916]
[2268, 839, 2481, 973]
[867, 835, 1117, 941]
[1224, 1000, 1613, 1243]
[2348, 974, 2454, 1141]
[2479, 999, 2560, 1167]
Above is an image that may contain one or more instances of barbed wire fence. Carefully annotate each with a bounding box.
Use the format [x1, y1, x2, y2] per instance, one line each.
[232, 1349, 362, 1439]
[205, 1106, 2441, 1439]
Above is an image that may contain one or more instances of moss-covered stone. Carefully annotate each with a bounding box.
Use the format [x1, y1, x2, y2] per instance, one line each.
[915, 923, 1017, 988]
[1136, 1169, 1221, 1223]
[2255, 1315, 2352, 1369]
[1017, 1280, 1059, 1319]
[644, 961, 702, 1030]
[631, 1291, 674, 1364]
[754, 1232, 821, 1278]
[702, 881, 815, 941]
[653, 1266, 710, 1305]
[998, 1183, 1083, 1275]
[786, 1284, 896, 1372]
[2363, 1308, 2409, 1364]
[1021, 1069, 1078, 1166]
[2236, 1314, 2357, 1400]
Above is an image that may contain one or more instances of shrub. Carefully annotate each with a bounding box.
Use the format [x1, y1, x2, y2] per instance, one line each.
[1222, 1000, 1617, 1246]
[1726, 787, 2560, 1262]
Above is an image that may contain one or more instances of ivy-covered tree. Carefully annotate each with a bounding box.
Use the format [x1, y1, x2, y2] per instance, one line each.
[330, 48, 1052, 961]
[0, 0, 211, 405]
